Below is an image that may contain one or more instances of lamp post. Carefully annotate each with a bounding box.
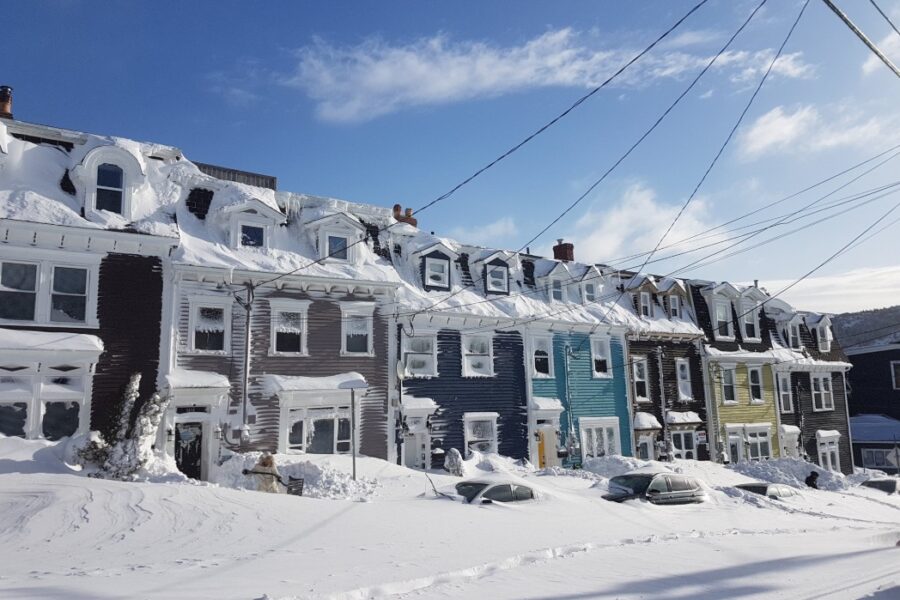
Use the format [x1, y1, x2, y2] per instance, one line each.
[343, 379, 369, 481]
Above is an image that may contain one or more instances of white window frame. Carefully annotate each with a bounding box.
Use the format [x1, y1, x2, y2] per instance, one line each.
[669, 294, 681, 319]
[580, 416, 621, 459]
[582, 282, 597, 304]
[741, 301, 760, 341]
[424, 256, 451, 290]
[781, 429, 800, 459]
[549, 278, 565, 302]
[317, 225, 361, 263]
[401, 331, 438, 378]
[590, 336, 612, 378]
[892, 361, 900, 390]
[284, 404, 353, 455]
[531, 335, 554, 378]
[812, 374, 834, 411]
[747, 366, 763, 404]
[721, 365, 737, 405]
[676, 358, 693, 401]
[816, 431, 841, 472]
[670, 430, 696, 460]
[817, 324, 832, 353]
[745, 425, 772, 461]
[726, 426, 744, 462]
[187, 296, 233, 354]
[461, 333, 494, 377]
[639, 292, 652, 317]
[632, 357, 649, 402]
[230, 214, 273, 250]
[777, 372, 793, 413]
[75, 145, 143, 222]
[0, 250, 100, 328]
[463, 412, 499, 456]
[485, 264, 509, 294]
[340, 302, 375, 357]
[788, 322, 803, 350]
[714, 300, 734, 340]
[268, 299, 310, 356]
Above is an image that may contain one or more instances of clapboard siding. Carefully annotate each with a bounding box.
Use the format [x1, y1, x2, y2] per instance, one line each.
[781, 371, 853, 474]
[401, 328, 527, 467]
[845, 349, 900, 420]
[532, 332, 631, 463]
[709, 363, 780, 457]
[175, 282, 389, 458]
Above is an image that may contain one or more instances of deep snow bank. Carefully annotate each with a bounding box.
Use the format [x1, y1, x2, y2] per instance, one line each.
[728, 458, 851, 491]
[582, 455, 675, 478]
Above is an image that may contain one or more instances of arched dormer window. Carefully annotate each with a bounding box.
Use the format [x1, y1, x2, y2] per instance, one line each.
[73, 145, 144, 222]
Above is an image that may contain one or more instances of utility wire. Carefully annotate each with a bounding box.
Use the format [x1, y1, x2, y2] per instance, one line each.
[869, 0, 900, 38]
[821, 0, 900, 77]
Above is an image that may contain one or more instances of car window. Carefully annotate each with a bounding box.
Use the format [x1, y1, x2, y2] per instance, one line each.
[667, 476, 695, 492]
[482, 484, 515, 502]
[739, 484, 768, 495]
[609, 474, 654, 494]
[456, 482, 488, 502]
[514, 485, 534, 501]
[648, 475, 668, 494]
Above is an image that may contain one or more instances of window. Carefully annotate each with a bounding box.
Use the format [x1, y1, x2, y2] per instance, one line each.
[590, 337, 610, 378]
[194, 307, 226, 352]
[0, 261, 37, 321]
[580, 417, 621, 459]
[340, 303, 375, 356]
[748, 367, 763, 403]
[741, 302, 759, 340]
[727, 430, 743, 462]
[464, 413, 498, 455]
[671, 431, 695, 459]
[95, 163, 124, 214]
[50, 266, 88, 323]
[715, 302, 733, 338]
[268, 299, 309, 355]
[482, 484, 515, 503]
[424, 257, 450, 289]
[817, 325, 832, 353]
[287, 406, 352, 454]
[721, 367, 736, 404]
[817, 432, 840, 472]
[632, 358, 649, 401]
[461, 334, 494, 377]
[778, 373, 793, 413]
[788, 323, 802, 349]
[812, 374, 834, 411]
[402, 333, 437, 377]
[676, 358, 692, 400]
[583, 282, 596, 303]
[532, 336, 553, 377]
[639, 292, 652, 317]
[862, 448, 896, 469]
[746, 427, 772, 461]
[328, 235, 349, 260]
[240, 224, 265, 248]
[669, 295, 681, 318]
[0, 363, 93, 440]
[893, 362, 900, 390]
[550, 279, 564, 302]
[485, 265, 508, 294]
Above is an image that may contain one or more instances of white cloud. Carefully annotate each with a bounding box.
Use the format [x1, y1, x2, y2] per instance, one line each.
[863, 32, 900, 75]
[564, 183, 724, 266]
[738, 104, 894, 159]
[760, 265, 900, 313]
[279, 30, 814, 122]
[448, 216, 517, 246]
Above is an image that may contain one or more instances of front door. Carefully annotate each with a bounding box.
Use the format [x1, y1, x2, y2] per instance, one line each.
[671, 431, 696, 460]
[537, 425, 560, 468]
[404, 431, 430, 469]
[175, 422, 203, 480]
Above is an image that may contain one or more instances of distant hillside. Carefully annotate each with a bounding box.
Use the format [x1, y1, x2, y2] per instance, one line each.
[833, 305, 900, 351]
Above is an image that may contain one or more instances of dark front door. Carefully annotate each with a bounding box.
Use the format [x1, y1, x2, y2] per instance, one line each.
[175, 422, 203, 479]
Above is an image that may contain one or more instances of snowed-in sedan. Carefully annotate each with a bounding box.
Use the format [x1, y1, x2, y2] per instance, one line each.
[860, 479, 899, 494]
[603, 472, 706, 504]
[735, 483, 800, 500]
[454, 479, 536, 504]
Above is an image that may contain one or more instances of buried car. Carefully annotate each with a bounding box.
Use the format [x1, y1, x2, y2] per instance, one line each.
[860, 478, 899, 494]
[603, 472, 706, 504]
[453, 479, 536, 504]
[735, 483, 800, 500]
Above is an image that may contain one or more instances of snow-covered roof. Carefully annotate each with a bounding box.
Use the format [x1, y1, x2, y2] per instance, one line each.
[262, 372, 368, 395]
[633, 412, 662, 430]
[400, 395, 438, 411]
[530, 396, 564, 412]
[0, 327, 103, 358]
[850, 414, 900, 443]
[165, 368, 231, 389]
[666, 411, 702, 425]
[780, 424, 801, 436]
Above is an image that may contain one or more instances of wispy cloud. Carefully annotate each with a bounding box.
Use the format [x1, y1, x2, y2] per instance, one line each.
[761, 265, 900, 313]
[449, 216, 518, 246]
[737, 104, 893, 159]
[278, 29, 814, 122]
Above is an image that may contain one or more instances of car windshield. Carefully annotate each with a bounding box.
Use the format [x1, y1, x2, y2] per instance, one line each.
[609, 474, 654, 495]
[737, 484, 769, 495]
[455, 482, 489, 502]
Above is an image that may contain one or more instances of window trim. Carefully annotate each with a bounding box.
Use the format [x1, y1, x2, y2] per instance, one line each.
[267, 299, 310, 356]
[549, 278, 565, 302]
[778, 372, 793, 413]
[424, 256, 451, 290]
[401, 330, 439, 378]
[230, 215, 273, 250]
[484, 263, 509, 294]
[811, 373, 835, 412]
[340, 302, 375, 357]
[632, 356, 650, 402]
[675, 357, 693, 401]
[714, 300, 735, 340]
[187, 296, 233, 354]
[787, 321, 803, 350]
[721, 365, 737, 405]
[461, 332, 495, 378]
[317, 225, 361, 263]
[531, 335, 554, 379]
[76, 145, 143, 222]
[817, 324, 832, 353]
[816, 430, 841, 472]
[747, 366, 764, 404]
[862, 448, 894, 469]
[745, 425, 773, 462]
[669, 294, 681, 319]
[590, 336, 612, 379]
[0, 253, 100, 328]
[582, 281, 597, 304]
[579, 416, 622, 459]
[463, 412, 499, 456]
[741, 301, 761, 342]
[639, 291, 652, 317]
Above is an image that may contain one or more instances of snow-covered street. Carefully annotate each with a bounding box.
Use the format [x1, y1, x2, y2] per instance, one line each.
[1, 439, 898, 600]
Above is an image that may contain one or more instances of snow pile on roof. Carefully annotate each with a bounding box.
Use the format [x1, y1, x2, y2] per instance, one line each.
[850, 414, 900, 443]
[262, 372, 368, 395]
[728, 458, 850, 491]
[0, 327, 103, 354]
[165, 368, 231, 389]
[531, 396, 564, 412]
[666, 411, 702, 425]
[633, 412, 662, 430]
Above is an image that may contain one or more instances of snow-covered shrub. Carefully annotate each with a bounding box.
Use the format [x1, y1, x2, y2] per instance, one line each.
[444, 448, 464, 476]
[728, 458, 850, 491]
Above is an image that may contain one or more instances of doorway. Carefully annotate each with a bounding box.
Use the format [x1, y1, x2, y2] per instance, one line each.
[175, 422, 203, 480]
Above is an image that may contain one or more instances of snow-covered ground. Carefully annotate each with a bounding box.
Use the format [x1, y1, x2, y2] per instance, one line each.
[1, 438, 898, 600]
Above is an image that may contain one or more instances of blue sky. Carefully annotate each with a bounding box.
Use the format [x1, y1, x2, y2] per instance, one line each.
[5, 0, 900, 311]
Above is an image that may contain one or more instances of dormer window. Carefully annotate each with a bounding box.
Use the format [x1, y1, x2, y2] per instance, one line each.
[96, 163, 124, 214]
[229, 211, 275, 250]
[639, 292, 652, 317]
[328, 235, 349, 260]
[741, 301, 760, 340]
[424, 257, 450, 290]
[669, 295, 681, 318]
[240, 224, 265, 248]
[817, 323, 832, 353]
[309, 213, 365, 263]
[715, 301, 734, 339]
[550, 279, 564, 302]
[583, 282, 596, 303]
[788, 323, 802, 349]
[485, 264, 508, 294]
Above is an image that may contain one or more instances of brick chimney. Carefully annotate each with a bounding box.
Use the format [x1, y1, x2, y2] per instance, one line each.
[0, 86, 11, 119]
[393, 203, 418, 227]
[552, 238, 574, 262]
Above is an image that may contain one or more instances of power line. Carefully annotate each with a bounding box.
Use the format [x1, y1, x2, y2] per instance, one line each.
[869, 0, 900, 38]
[821, 0, 900, 77]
